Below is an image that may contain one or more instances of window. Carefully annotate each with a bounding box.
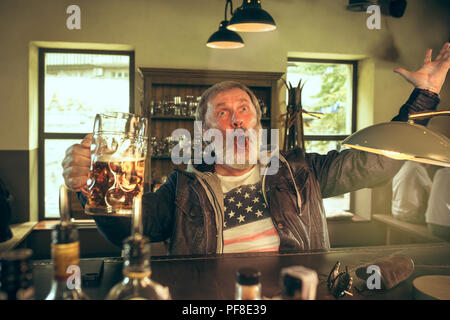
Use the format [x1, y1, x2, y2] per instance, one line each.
[286, 58, 357, 216]
[39, 49, 134, 219]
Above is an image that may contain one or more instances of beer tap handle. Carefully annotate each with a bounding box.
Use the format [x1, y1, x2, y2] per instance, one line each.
[59, 185, 71, 223]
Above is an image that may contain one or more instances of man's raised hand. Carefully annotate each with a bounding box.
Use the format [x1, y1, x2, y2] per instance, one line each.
[394, 42, 450, 95]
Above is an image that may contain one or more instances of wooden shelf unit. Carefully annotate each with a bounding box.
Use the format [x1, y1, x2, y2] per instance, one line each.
[138, 68, 284, 190]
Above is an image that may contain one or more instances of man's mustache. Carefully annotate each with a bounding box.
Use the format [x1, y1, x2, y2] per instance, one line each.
[223, 129, 259, 149]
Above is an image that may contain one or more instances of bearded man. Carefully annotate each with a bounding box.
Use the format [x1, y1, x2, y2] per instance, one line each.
[62, 43, 450, 255]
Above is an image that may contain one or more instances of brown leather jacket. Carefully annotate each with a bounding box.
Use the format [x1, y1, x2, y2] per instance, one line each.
[89, 89, 439, 255]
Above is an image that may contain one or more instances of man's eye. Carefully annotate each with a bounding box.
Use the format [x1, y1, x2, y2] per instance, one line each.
[241, 106, 248, 111]
[218, 111, 227, 117]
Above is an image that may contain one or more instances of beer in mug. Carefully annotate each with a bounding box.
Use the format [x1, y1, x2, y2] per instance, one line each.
[85, 112, 148, 216]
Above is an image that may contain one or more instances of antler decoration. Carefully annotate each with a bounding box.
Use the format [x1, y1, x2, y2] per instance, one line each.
[280, 78, 323, 152]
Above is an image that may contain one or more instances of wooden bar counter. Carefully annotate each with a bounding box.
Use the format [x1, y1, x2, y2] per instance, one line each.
[31, 242, 450, 300]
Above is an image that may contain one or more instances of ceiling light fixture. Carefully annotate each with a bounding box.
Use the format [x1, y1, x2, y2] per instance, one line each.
[207, 0, 245, 49]
[346, 0, 376, 12]
[227, 0, 277, 33]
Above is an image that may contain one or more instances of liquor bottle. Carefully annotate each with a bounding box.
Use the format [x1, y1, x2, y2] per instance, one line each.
[45, 221, 90, 300]
[105, 197, 171, 300]
[0, 248, 35, 300]
[235, 267, 262, 300]
[280, 265, 318, 300]
[45, 185, 89, 300]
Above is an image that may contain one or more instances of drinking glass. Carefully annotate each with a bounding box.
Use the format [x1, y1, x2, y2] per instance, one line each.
[85, 112, 148, 216]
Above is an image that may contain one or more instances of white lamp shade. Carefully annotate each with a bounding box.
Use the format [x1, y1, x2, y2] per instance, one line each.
[342, 121, 450, 167]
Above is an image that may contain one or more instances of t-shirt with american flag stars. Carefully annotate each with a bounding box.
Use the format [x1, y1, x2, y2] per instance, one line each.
[216, 165, 280, 253]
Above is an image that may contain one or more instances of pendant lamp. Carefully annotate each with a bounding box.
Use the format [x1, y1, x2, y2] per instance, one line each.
[346, 0, 375, 12]
[227, 0, 277, 32]
[207, 0, 245, 49]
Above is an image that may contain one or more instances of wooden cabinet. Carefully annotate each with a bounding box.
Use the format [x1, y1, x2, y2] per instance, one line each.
[137, 68, 284, 191]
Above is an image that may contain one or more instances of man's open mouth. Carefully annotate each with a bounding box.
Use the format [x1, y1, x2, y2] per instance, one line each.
[234, 135, 248, 152]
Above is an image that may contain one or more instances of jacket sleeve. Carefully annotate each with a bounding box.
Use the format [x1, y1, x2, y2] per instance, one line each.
[77, 171, 177, 248]
[306, 88, 440, 198]
[141, 171, 177, 243]
[391, 88, 440, 125]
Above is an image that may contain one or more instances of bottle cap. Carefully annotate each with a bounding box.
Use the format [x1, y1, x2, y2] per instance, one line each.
[236, 268, 261, 286]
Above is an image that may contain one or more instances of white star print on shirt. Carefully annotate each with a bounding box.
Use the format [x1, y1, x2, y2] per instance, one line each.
[216, 165, 280, 253]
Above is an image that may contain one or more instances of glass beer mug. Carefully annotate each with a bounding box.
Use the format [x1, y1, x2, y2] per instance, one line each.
[85, 112, 148, 216]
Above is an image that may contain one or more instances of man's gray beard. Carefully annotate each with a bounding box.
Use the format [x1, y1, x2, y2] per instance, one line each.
[222, 162, 255, 171]
[213, 125, 262, 170]
[220, 142, 260, 171]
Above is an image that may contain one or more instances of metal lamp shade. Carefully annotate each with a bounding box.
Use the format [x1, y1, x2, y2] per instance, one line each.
[341, 122, 450, 167]
[346, 0, 375, 12]
[227, 0, 276, 32]
[207, 20, 245, 49]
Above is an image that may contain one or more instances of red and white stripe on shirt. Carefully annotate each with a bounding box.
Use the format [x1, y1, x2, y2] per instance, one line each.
[217, 168, 280, 253]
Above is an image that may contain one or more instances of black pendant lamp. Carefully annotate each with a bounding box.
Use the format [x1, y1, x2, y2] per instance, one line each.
[346, 0, 375, 12]
[227, 0, 276, 32]
[207, 0, 245, 49]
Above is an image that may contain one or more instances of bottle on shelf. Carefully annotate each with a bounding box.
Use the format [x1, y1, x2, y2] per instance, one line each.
[183, 95, 194, 117]
[105, 197, 171, 300]
[149, 100, 155, 116]
[259, 99, 268, 118]
[167, 98, 176, 116]
[173, 96, 182, 116]
[0, 248, 35, 300]
[235, 267, 262, 300]
[45, 185, 90, 300]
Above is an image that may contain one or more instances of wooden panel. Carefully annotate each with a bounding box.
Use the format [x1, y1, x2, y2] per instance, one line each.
[139, 68, 284, 188]
[140, 68, 284, 87]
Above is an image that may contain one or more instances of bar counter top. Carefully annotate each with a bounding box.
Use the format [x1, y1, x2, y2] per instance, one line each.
[31, 242, 450, 300]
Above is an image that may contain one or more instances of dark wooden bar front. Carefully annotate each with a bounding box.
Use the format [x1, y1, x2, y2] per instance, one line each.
[31, 242, 450, 300]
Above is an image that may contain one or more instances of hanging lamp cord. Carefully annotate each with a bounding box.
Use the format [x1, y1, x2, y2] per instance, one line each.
[225, 0, 234, 21]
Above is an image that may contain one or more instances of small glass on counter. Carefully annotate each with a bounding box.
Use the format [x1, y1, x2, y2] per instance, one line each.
[280, 265, 318, 300]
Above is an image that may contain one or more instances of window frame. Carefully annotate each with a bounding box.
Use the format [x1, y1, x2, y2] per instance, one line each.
[38, 48, 135, 221]
[287, 57, 358, 213]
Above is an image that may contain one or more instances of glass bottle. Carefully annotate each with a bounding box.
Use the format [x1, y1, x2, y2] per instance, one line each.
[46, 185, 89, 300]
[0, 248, 35, 300]
[154, 101, 162, 115]
[168, 98, 176, 115]
[173, 96, 182, 116]
[105, 197, 171, 300]
[45, 221, 90, 300]
[235, 267, 262, 300]
[184, 95, 194, 117]
[149, 100, 155, 116]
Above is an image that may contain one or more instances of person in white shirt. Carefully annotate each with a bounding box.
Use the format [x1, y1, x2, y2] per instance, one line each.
[391, 108, 450, 226]
[391, 161, 433, 224]
[425, 167, 450, 240]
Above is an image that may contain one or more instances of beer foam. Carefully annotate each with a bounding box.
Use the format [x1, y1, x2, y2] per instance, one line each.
[94, 154, 146, 162]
